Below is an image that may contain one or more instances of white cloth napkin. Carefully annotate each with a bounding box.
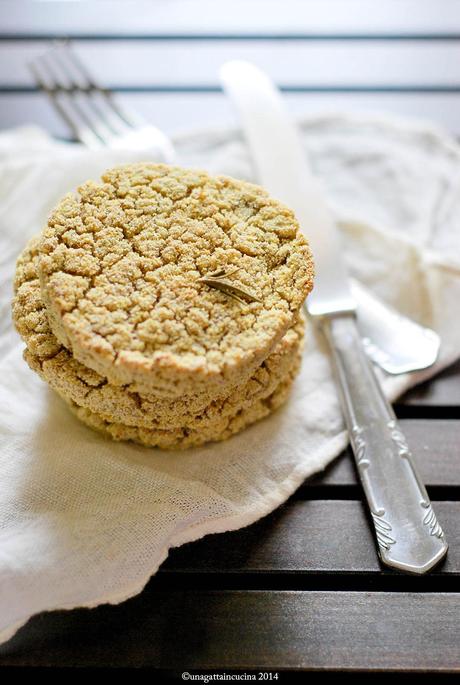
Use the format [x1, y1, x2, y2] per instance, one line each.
[1, 113, 460, 645]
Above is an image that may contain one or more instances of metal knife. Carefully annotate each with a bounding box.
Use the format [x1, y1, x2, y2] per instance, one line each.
[220, 60, 448, 574]
[220, 64, 440, 376]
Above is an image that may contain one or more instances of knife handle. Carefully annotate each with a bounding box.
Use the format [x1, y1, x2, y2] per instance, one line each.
[322, 314, 448, 574]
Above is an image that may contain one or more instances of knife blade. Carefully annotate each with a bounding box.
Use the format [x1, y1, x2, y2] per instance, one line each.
[220, 60, 448, 574]
[220, 60, 440, 374]
[221, 61, 354, 317]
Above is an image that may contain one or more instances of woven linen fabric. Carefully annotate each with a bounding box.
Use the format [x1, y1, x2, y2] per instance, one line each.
[1, 113, 460, 645]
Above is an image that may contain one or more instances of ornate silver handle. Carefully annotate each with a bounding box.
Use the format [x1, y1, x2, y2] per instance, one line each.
[322, 314, 448, 574]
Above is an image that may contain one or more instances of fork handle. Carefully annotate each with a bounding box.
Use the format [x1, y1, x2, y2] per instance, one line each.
[322, 314, 448, 574]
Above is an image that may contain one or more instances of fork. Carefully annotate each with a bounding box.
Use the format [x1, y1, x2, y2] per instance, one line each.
[29, 41, 175, 161]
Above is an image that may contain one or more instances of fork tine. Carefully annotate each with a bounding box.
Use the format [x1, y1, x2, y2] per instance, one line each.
[31, 41, 174, 158]
[29, 58, 103, 149]
[57, 44, 136, 135]
[42, 48, 117, 145]
[62, 43, 144, 129]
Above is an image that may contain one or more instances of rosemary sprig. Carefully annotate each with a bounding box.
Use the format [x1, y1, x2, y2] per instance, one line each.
[198, 267, 261, 304]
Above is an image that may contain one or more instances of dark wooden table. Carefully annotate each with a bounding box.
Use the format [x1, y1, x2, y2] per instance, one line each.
[0, 1, 459, 674]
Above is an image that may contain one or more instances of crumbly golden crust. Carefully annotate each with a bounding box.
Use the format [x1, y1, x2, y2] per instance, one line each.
[68, 361, 299, 450]
[14, 235, 62, 360]
[37, 163, 314, 397]
[14, 236, 304, 431]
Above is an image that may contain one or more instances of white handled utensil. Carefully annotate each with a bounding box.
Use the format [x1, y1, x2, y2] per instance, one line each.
[220, 60, 447, 574]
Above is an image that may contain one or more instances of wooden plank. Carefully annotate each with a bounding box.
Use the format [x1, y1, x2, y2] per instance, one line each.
[3, 91, 460, 138]
[308, 419, 460, 486]
[162, 500, 459, 574]
[400, 360, 460, 407]
[3, 39, 460, 88]
[1, 0, 460, 37]
[1, 590, 459, 670]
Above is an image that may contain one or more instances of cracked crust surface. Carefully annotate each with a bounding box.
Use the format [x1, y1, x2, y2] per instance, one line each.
[13, 236, 304, 433]
[68, 362, 299, 450]
[36, 163, 314, 398]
